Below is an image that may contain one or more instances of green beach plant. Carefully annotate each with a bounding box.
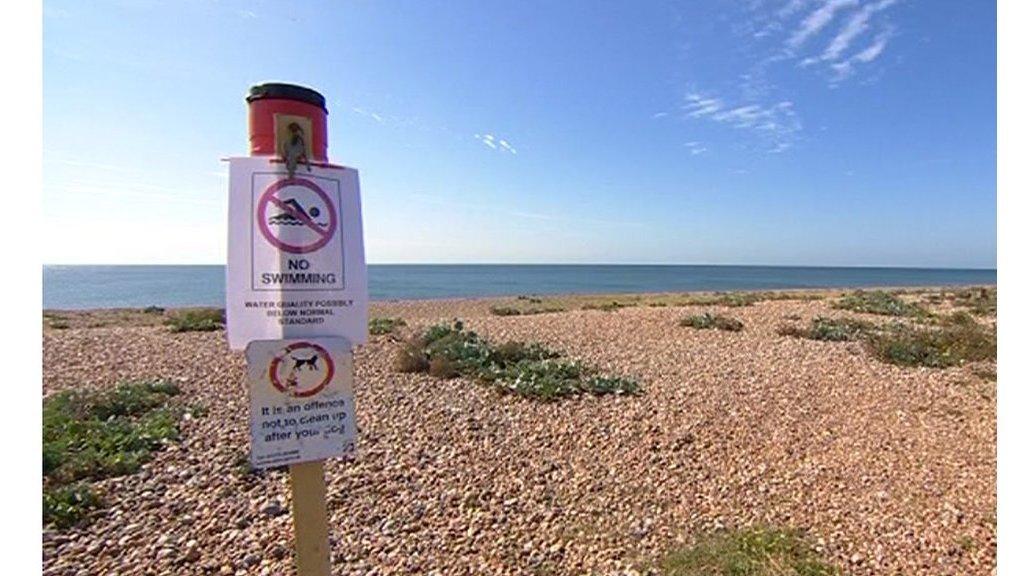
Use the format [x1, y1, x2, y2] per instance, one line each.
[166, 308, 224, 332]
[516, 295, 544, 304]
[833, 290, 928, 318]
[951, 286, 997, 316]
[779, 311, 994, 369]
[709, 293, 761, 307]
[581, 300, 636, 312]
[42, 380, 191, 528]
[393, 322, 640, 400]
[680, 312, 744, 332]
[678, 291, 824, 308]
[43, 483, 103, 530]
[369, 316, 407, 335]
[866, 314, 996, 368]
[490, 305, 566, 316]
[778, 316, 877, 342]
[661, 527, 837, 576]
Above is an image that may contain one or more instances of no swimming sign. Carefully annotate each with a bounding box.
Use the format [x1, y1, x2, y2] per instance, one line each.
[226, 156, 368, 350]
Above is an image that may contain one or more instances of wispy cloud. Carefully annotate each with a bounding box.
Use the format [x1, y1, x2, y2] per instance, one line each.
[684, 141, 708, 155]
[807, 10, 870, 64]
[829, 25, 895, 81]
[801, 0, 898, 71]
[684, 94, 725, 118]
[682, 93, 801, 153]
[351, 107, 385, 124]
[779, 0, 812, 19]
[349, 105, 454, 134]
[347, 102, 521, 157]
[666, 1, 902, 154]
[853, 27, 892, 62]
[786, 0, 858, 50]
[734, 0, 902, 89]
[474, 133, 517, 155]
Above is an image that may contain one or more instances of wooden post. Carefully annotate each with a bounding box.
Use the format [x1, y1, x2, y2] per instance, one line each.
[247, 84, 337, 576]
[290, 461, 331, 575]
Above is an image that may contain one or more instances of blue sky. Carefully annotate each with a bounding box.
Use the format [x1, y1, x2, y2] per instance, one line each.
[42, 0, 995, 267]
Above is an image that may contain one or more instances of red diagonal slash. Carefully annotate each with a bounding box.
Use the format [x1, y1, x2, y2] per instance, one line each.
[265, 193, 330, 239]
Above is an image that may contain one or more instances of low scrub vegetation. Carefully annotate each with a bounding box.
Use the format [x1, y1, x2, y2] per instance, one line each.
[368, 316, 406, 335]
[490, 296, 566, 316]
[43, 312, 72, 330]
[778, 316, 876, 342]
[680, 312, 744, 332]
[43, 309, 177, 330]
[394, 321, 640, 400]
[43, 484, 104, 530]
[779, 311, 995, 368]
[661, 527, 837, 576]
[866, 313, 996, 368]
[581, 300, 637, 312]
[166, 308, 224, 332]
[685, 293, 762, 307]
[972, 365, 997, 382]
[950, 286, 996, 316]
[43, 381, 193, 528]
[679, 291, 823, 308]
[482, 291, 823, 314]
[489, 305, 565, 317]
[833, 290, 928, 318]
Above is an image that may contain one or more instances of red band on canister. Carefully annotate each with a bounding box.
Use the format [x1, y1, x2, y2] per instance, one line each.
[247, 83, 329, 162]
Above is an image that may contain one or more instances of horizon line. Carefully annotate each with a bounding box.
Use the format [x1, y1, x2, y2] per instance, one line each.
[42, 262, 998, 271]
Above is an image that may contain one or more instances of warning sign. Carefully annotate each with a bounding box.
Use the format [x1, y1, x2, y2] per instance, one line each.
[247, 338, 357, 468]
[251, 175, 344, 292]
[257, 178, 339, 255]
[227, 156, 368, 350]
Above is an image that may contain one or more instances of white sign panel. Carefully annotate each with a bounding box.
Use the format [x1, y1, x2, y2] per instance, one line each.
[246, 338, 357, 468]
[227, 157, 368, 350]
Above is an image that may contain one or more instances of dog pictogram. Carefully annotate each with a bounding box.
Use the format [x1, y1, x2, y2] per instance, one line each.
[293, 354, 320, 371]
[268, 342, 334, 397]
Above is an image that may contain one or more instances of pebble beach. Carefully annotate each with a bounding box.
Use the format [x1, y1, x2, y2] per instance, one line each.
[41, 289, 997, 576]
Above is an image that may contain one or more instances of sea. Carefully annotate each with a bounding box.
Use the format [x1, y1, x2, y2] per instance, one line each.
[41, 265, 997, 310]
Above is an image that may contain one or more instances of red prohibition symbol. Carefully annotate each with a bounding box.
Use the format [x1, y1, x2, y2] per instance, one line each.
[257, 178, 339, 254]
[268, 341, 336, 398]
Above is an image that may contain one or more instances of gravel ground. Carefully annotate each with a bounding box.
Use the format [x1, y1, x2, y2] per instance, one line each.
[41, 291, 996, 575]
